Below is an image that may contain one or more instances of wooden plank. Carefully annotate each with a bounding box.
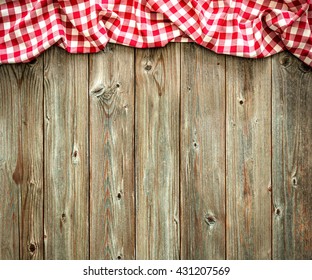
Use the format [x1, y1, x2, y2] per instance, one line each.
[135, 44, 180, 259]
[89, 44, 135, 260]
[180, 44, 226, 259]
[226, 57, 272, 259]
[0, 58, 44, 260]
[44, 47, 89, 259]
[0, 64, 19, 260]
[272, 53, 312, 259]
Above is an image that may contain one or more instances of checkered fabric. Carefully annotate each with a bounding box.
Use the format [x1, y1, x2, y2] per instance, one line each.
[1, 1, 311, 66]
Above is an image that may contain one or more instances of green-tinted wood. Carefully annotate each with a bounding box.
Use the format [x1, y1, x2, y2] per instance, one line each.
[135, 44, 180, 259]
[0, 59, 44, 260]
[272, 53, 312, 259]
[226, 57, 272, 259]
[44, 47, 89, 259]
[180, 44, 226, 259]
[89, 44, 135, 260]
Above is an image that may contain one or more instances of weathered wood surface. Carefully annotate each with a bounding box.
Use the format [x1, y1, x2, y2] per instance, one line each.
[0, 45, 311, 260]
[0, 59, 44, 260]
[226, 57, 272, 259]
[180, 44, 226, 259]
[272, 53, 312, 259]
[135, 44, 180, 259]
[89, 45, 135, 260]
[43, 48, 89, 259]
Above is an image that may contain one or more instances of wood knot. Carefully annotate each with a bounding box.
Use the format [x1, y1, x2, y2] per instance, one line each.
[279, 55, 292, 67]
[117, 255, 122, 260]
[71, 146, 79, 165]
[275, 208, 281, 216]
[291, 177, 298, 188]
[117, 192, 122, 200]
[145, 65, 152, 71]
[239, 99, 244, 105]
[91, 85, 104, 97]
[123, 104, 129, 112]
[91, 84, 117, 101]
[28, 243, 36, 253]
[267, 183, 272, 192]
[205, 214, 216, 226]
[61, 213, 66, 223]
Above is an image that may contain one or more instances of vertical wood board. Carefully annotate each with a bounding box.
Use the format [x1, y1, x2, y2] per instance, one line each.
[0, 59, 44, 260]
[89, 45, 135, 260]
[180, 44, 226, 259]
[135, 44, 180, 259]
[272, 53, 312, 259]
[44, 48, 89, 259]
[226, 57, 272, 259]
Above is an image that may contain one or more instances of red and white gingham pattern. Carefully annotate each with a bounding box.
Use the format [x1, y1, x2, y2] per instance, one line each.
[1, 0, 311, 66]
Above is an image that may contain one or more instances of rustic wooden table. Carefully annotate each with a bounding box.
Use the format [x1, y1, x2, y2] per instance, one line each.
[0, 44, 311, 260]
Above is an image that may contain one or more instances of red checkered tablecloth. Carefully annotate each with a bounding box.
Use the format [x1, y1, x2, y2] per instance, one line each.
[1, 1, 311, 66]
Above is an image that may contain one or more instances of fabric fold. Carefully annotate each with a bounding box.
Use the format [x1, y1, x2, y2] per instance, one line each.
[0, 0, 311, 66]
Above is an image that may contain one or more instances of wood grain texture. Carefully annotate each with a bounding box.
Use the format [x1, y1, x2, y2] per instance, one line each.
[226, 57, 272, 259]
[89, 45, 135, 260]
[180, 44, 226, 259]
[272, 53, 312, 259]
[44, 47, 89, 259]
[1, 47, 312, 261]
[135, 44, 180, 259]
[0, 58, 44, 260]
